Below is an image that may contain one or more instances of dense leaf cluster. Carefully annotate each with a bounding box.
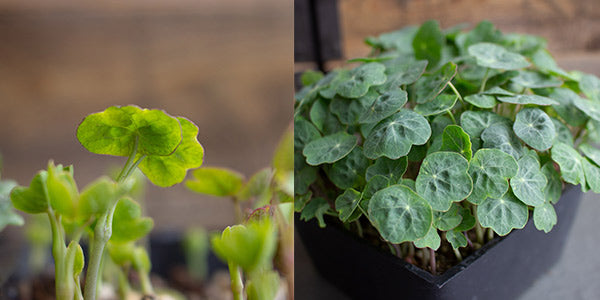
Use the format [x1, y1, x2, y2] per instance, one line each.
[295, 20, 600, 252]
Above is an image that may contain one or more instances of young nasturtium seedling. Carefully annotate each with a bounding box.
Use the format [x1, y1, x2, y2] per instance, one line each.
[10, 105, 204, 300]
[295, 20, 600, 275]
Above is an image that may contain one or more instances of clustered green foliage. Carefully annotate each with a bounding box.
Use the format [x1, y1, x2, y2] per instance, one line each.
[9, 105, 203, 300]
[186, 128, 294, 300]
[294, 20, 600, 270]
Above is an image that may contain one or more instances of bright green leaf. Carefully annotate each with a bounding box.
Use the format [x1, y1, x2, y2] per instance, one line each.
[10, 172, 50, 214]
[111, 197, 154, 243]
[237, 168, 273, 204]
[186, 167, 244, 197]
[440, 125, 472, 160]
[46, 162, 79, 218]
[0, 180, 23, 231]
[412, 20, 445, 69]
[80, 177, 118, 217]
[301, 70, 324, 86]
[335, 189, 362, 222]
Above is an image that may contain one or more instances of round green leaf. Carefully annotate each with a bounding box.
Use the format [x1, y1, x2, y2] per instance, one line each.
[440, 125, 472, 160]
[433, 203, 462, 231]
[552, 118, 574, 146]
[533, 202, 557, 233]
[414, 94, 458, 116]
[363, 110, 431, 159]
[549, 88, 588, 127]
[10, 172, 49, 214]
[467, 149, 518, 205]
[368, 185, 433, 243]
[331, 90, 378, 125]
[382, 59, 428, 86]
[573, 96, 600, 122]
[454, 206, 476, 231]
[416, 152, 473, 211]
[336, 63, 387, 98]
[111, 197, 154, 243]
[460, 111, 508, 139]
[139, 117, 204, 187]
[318, 70, 351, 99]
[551, 142, 585, 185]
[464, 93, 497, 109]
[365, 156, 408, 184]
[186, 167, 244, 197]
[497, 94, 558, 106]
[513, 108, 555, 151]
[46, 162, 79, 218]
[301, 70, 324, 86]
[579, 73, 600, 101]
[445, 230, 468, 249]
[510, 70, 562, 88]
[303, 132, 357, 166]
[335, 189, 362, 222]
[359, 89, 407, 124]
[582, 158, 600, 193]
[412, 20, 445, 69]
[481, 122, 525, 159]
[477, 190, 528, 236]
[510, 152, 547, 207]
[327, 147, 369, 189]
[80, 177, 119, 217]
[413, 62, 457, 104]
[294, 117, 321, 150]
[77, 105, 182, 157]
[541, 162, 562, 204]
[362, 175, 391, 199]
[413, 225, 440, 250]
[580, 143, 600, 167]
[468, 42, 530, 70]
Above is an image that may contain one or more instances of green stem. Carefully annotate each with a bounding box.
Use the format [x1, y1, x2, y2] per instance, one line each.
[355, 220, 363, 238]
[446, 110, 457, 124]
[473, 207, 484, 245]
[479, 68, 490, 93]
[138, 269, 154, 296]
[48, 210, 71, 300]
[487, 228, 494, 242]
[447, 82, 464, 104]
[228, 262, 244, 300]
[453, 248, 463, 261]
[117, 267, 131, 300]
[83, 202, 119, 300]
[117, 137, 139, 183]
[429, 248, 437, 275]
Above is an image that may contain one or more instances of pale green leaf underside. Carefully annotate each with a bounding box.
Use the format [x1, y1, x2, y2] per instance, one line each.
[464, 93, 497, 109]
[513, 108, 555, 151]
[416, 152, 473, 211]
[468, 42, 531, 70]
[510, 152, 547, 207]
[445, 230, 468, 249]
[533, 202, 557, 233]
[303, 132, 358, 165]
[363, 110, 431, 159]
[497, 94, 559, 106]
[186, 167, 244, 197]
[111, 197, 154, 243]
[510, 70, 562, 88]
[369, 185, 433, 243]
[477, 190, 528, 236]
[467, 149, 518, 205]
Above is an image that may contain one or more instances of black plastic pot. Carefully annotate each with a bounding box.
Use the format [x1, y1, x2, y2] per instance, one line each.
[296, 186, 582, 300]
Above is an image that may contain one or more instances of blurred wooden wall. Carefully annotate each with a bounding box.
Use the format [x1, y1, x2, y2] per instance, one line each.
[0, 0, 293, 230]
[334, 0, 600, 74]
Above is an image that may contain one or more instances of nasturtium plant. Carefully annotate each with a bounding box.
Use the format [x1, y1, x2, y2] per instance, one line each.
[10, 105, 204, 300]
[295, 20, 600, 275]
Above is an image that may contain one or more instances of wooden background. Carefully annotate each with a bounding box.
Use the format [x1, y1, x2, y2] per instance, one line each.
[317, 0, 600, 75]
[0, 0, 293, 231]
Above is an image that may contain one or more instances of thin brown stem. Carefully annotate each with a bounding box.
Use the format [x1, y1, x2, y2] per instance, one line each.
[429, 248, 437, 275]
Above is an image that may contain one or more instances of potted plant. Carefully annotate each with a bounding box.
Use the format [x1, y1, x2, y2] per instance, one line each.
[294, 20, 600, 299]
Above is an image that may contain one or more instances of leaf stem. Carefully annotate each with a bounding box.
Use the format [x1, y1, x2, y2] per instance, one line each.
[355, 220, 363, 238]
[487, 228, 494, 242]
[447, 82, 464, 104]
[233, 197, 243, 223]
[446, 110, 457, 124]
[453, 248, 463, 261]
[391, 243, 402, 258]
[117, 137, 139, 183]
[47, 210, 71, 300]
[429, 248, 436, 275]
[228, 262, 244, 300]
[473, 207, 484, 245]
[83, 201, 119, 300]
[479, 68, 490, 93]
